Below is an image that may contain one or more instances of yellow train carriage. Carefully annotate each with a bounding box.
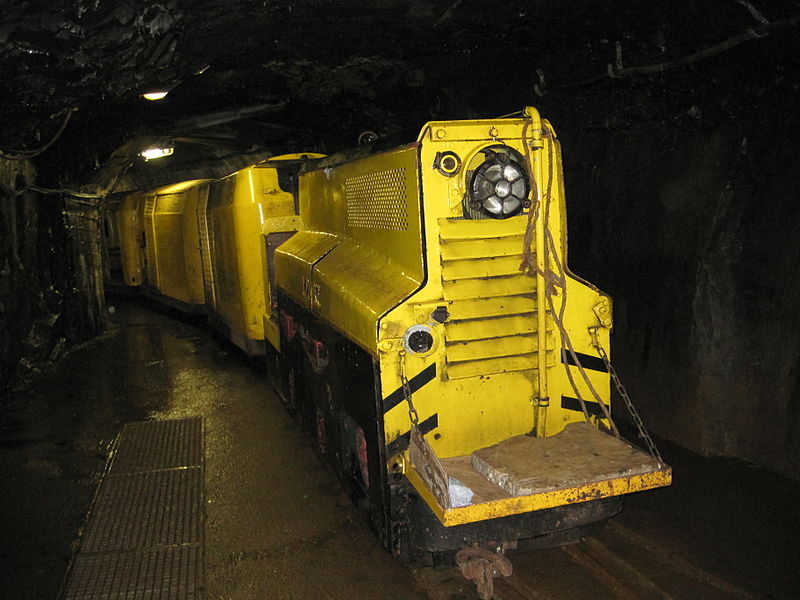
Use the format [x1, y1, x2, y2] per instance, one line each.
[204, 155, 322, 355]
[275, 108, 670, 565]
[141, 180, 210, 309]
[115, 190, 147, 287]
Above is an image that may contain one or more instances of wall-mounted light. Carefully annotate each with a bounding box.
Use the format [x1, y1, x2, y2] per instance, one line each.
[142, 90, 169, 101]
[140, 146, 174, 160]
[141, 80, 181, 101]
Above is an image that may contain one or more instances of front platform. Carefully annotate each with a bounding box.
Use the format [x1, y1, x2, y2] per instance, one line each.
[407, 422, 672, 527]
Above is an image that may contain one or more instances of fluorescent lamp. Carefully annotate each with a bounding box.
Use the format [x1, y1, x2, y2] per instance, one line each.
[142, 90, 169, 101]
[140, 146, 174, 160]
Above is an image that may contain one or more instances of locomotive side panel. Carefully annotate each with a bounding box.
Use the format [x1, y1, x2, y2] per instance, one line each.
[275, 145, 424, 352]
[273, 147, 428, 544]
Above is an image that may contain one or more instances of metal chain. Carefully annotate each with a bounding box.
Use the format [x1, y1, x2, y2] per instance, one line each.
[399, 354, 420, 426]
[589, 328, 664, 465]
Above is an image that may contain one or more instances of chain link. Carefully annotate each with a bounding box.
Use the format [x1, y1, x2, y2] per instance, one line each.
[399, 355, 420, 427]
[589, 328, 664, 465]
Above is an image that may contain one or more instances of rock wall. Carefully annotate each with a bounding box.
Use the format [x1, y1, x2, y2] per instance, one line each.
[556, 116, 800, 479]
[0, 158, 105, 394]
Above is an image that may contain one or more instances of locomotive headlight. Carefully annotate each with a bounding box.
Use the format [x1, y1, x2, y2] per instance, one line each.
[468, 146, 529, 218]
[403, 324, 435, 355]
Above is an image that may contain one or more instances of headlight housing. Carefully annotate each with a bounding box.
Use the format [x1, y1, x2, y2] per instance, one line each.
[467, 145, 529, 219]
[403, 324, 435, 354]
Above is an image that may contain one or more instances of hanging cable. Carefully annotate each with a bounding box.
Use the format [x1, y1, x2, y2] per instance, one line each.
[0, 107, 78, 161]
[29, 185, 103, 199]
[537, 16, 799, 92]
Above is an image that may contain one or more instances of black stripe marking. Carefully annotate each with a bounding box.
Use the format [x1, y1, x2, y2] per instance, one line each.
[561, 349, 608, 373]
[382, 363, 437, 414]
[561, 395, 605, 417]
[385, 413, 439, 457]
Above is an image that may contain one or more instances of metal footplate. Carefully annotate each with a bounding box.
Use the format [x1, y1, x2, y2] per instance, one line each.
[406, 422, 672, 527]
[62, 418, 205, 600]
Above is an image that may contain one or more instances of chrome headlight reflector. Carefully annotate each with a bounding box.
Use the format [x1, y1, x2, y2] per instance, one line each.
[468, 146, 529, 219]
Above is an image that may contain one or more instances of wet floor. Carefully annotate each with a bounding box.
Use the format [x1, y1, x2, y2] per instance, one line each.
[1, 298, 798, 599]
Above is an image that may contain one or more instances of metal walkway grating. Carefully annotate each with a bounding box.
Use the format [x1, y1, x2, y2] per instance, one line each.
[66, 546, 202, 600]
[80, 468, 203, 552]
[62, 417, 205, 600]
[111, 418, 203, 473]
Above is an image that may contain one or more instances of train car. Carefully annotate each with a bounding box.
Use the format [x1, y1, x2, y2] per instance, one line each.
[104, 154, 321, 351]
[272, 107, 671, 590]
[114, 189, 147, 287]
[141, 179, 210, 310]
[202, 155, 322, 355]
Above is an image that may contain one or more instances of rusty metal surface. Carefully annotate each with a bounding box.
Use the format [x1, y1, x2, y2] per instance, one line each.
[455, 546, 513, 600]
[62, 417, 204, 600]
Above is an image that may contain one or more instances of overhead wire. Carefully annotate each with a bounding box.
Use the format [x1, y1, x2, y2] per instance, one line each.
[0, 107, 78, 161]
[536, 16, 800, 93]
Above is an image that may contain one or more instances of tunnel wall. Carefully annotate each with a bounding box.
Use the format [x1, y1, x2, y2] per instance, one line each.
[556, 117, 800, 480]
[0, 158, 105, 394]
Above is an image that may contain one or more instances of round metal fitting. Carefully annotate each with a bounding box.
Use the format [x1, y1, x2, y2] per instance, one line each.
[403, 324, 435, 354]
[434, 151, 462, 177]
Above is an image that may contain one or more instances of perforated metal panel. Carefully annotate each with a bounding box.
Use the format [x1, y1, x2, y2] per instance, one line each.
[345, 167, 409, 230]
[111, 418, 203, 473]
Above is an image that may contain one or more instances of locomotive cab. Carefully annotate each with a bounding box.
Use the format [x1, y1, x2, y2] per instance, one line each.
[273, 107, 670, 566]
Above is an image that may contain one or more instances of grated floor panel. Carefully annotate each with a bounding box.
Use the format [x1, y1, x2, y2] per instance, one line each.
[81, 468, 203, 552]
[62, 417, 204, 600]
[111, 418, 203, 473]
[65, 546, 202, 600]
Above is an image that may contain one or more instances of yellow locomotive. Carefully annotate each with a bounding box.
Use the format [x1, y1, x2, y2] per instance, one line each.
[106, 107, 670, 585]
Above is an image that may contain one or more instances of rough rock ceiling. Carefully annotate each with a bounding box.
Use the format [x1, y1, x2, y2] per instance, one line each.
[1, 0, 798, 190]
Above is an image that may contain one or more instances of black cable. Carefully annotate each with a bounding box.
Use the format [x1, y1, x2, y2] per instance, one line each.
[0, 108, 78, 161]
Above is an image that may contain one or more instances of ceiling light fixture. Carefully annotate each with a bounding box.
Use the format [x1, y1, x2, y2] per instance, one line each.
[142, 90, 169, 101]
[140, 146, 174, 160]
[141, 80, 182, 101]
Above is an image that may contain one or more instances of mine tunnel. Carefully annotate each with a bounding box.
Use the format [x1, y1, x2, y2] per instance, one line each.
[1, 2, 799, 599]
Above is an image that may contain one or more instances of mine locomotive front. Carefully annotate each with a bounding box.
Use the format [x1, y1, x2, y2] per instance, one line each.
[273, 107, 671, 576]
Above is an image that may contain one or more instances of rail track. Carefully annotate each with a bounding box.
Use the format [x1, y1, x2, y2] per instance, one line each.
[413, 520, 758, 600]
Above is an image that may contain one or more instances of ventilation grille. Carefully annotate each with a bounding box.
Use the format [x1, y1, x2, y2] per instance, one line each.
[345, 167, 409, 230]
[438, 218, 554, 380]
